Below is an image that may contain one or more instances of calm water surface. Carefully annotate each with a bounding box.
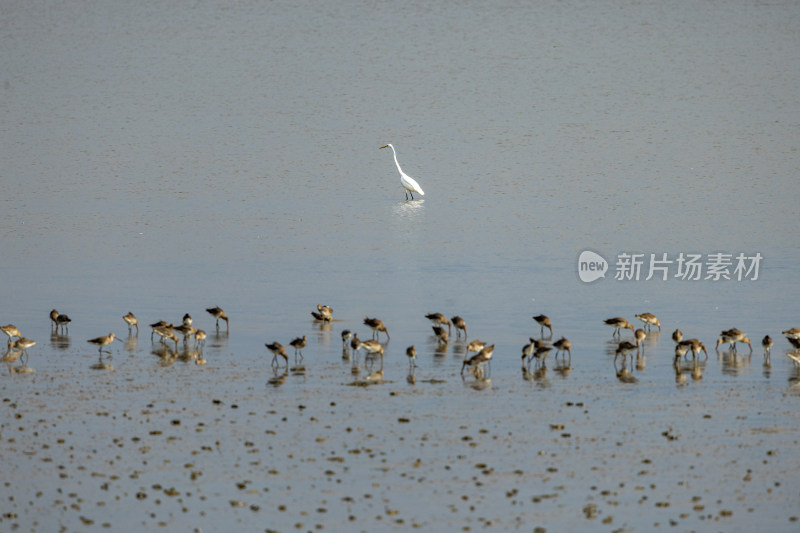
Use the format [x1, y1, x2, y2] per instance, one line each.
[1, 1, 799, 531]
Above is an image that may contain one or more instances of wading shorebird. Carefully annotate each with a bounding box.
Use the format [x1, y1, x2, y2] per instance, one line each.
[350, 333, 362, 359]
[716, 329, 752, 353]
[289, 335, 307, 361]
[194, 329, 206, 348]
[615, 341, 638, 360]
[206, 306, 229, 331]
[679, 339, 708, 359]
[265, 342, 288, 368]
[360, 339, 384, 358]
[604, 317, 635, 337]
[451, 316, 467, 339]
[672, 329, 683, 344]
[149, 320, 172, 340]
[1, 325, 21, 345]
[363, 317, 389, 340]
[87, 333, 119, 354]
[762, 335, 773, 356]
[12, 337, 36, 359]
[432, 325, 449, 344]
[341, 330, 352, 349]
[466, 339, 487, 355]
[553, 337, 572, 358]
[521, 339, 536, 361]
[406, 345, 417, 368]
[782, 328, 800, 340]
[634, 329, 647, 349]
[674, 342, 690, 360]
[425, 313, 451, 335]
[123, 312, 138, 334]
[525, 345, 553, 368]
[154, 326, 179, 350]
[379, 143, 425, 201]
[521, 338, 548, 361]
[462, 344, 494, 377]
[56, 313, 72, 333]
[173, 324, 196, 346]
[50, 309, 60, 328]
[311, 304, 333, 322]
[182, 313, 192, 326]
[532, 315, 553, 336]
[635, 313, 661, 332]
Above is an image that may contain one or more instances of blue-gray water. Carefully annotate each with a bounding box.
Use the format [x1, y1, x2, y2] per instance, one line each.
[1, 1, 799, 531]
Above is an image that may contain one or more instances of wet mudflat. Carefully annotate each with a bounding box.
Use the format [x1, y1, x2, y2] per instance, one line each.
[2, 320, 799, 532]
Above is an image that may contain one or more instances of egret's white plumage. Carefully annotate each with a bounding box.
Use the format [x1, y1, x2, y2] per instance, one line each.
[380, 143, 425, 200]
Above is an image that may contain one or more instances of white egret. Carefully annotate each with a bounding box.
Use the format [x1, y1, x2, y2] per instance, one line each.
[379, 143, 425, 200]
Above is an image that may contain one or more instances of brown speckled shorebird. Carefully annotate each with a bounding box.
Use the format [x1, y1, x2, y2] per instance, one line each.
[363, 317, 389, 340]
[532, 314, 552, 336]
[605, 317, 634, 337]
[466, 339, 487, 355]
[716, 329, 752, 353]
[289, 335, 307, 362]
[762, 335, 773, 356]
[173, 323, 196, 342]
[672, 329, 683, 344]
[462, 344, 494, 377]
[525, 345, 553, 368]
[311, 304, 333, 322]
[432, 326, 449, 344]
[194, 329, 206, 348]
[360, 339, 384, 358]
[149, 320, 172, 340]
[12, 337, 36, 359]
[615, 341, 637, 360]
[87, 333, 119, 354]
[1, 325, 21, 345]
[674, 342, 689, 360]
[553, 337, 571, 358]
[425, 313, 451, 335]
[406, 345, 417, 368]
[634, 329, 647, 348]
[635, 313, 661, 332]
[123, 312, 138, 334]
[522, 337, 548, 361]
[154, 326, 179, 350]
[679, 339, 708, 359]
[350, 333, 362, 358]
[782, 328, 800, 340]
[265, 342, 288, 367]
[451, 316, 467, 339]
[56, 313, 71, 333]
[206, 306, 229, 331]
[341, 330, 352, 349]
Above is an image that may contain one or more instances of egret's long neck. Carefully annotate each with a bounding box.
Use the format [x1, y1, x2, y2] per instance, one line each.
[390, 146, 403, 175]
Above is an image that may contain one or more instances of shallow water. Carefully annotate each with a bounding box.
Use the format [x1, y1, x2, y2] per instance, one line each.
[2, 0, 800, 531]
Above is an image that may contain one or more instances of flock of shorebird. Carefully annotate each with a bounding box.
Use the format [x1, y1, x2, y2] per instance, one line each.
[600, 313, 800, 369]
[2, 305, 800, 377]
[1, 307, 229, 369]
[265, 308, 800, 380]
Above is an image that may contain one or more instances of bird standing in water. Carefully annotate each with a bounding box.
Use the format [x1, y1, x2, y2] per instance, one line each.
[380, 144, 425, 200]
[206, 306, 229, 331]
